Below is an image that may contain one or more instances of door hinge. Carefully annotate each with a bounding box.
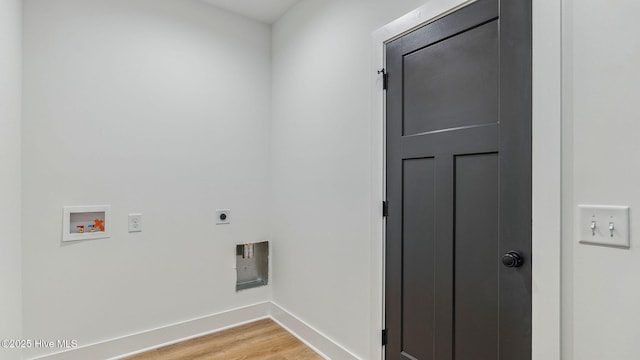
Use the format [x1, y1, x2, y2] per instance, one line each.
[382, 201, 389, 217]
[382, 329, 388, 346]
[378, 68, 388, 90]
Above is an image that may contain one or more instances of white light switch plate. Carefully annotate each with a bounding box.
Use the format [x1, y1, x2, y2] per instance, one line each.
[128, 213, 142, 232]
[578, 205, 629, 248]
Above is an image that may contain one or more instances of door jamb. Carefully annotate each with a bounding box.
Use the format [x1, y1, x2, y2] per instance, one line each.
[369, 1, 562, 359]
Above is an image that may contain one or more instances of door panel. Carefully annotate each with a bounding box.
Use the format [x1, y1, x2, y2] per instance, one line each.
[402, 158, 436, 360]
[454, 154, 499, 360]
[385, 0, 531, 359]
[403, 22, 498, 136]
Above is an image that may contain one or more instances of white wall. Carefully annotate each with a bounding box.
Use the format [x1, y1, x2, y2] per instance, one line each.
[563, 1, 640, 359]
[270, 0, 427, 358]
[22, 0, 272, 357]
[23, 1, 640, 359]
[0, 0, 22, 359]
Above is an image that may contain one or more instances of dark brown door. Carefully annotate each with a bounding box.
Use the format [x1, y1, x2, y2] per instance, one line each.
[384, 1, 531, 359]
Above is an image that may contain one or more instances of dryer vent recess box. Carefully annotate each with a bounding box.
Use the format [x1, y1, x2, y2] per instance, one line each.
[236, 241, 269, 291]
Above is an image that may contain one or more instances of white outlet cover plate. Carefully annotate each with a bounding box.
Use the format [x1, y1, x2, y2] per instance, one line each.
[128, 213, 142, 232]
[578, 205, 630, 248]
[216, 209, 230, 225]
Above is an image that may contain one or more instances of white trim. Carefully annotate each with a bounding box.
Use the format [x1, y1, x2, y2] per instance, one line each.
[270, 302, 359, 360]
[532, 0, 562, 358]
[370, 1, 563, 360]
[30, 302, 271, 360]
[29, 302, 357, 360]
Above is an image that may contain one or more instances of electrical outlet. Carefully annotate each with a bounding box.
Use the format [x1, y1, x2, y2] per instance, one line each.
[128, 213, 143, 232]
[216, 209, 230, 225]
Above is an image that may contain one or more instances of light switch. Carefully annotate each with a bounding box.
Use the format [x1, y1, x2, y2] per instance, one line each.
[128, 213, 142, 232]
[578, 205, 629, 248]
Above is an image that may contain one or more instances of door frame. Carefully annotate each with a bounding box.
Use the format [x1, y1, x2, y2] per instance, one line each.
[369, 0, 562, 359]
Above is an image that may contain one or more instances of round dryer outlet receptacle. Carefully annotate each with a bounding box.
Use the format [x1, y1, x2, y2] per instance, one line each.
[216, 209, 231, 225]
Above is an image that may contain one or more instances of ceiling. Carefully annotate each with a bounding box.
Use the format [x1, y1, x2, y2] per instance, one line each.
[201, 0, 300, 24]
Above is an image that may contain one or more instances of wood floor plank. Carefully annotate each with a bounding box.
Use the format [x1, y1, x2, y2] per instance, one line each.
[123, 319, 323, 360]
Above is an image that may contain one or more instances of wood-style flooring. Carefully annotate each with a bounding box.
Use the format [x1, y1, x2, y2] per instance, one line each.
[123, 318, 323, 360]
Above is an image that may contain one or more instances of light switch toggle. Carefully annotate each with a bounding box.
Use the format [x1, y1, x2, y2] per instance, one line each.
[578, 205, 630, 248]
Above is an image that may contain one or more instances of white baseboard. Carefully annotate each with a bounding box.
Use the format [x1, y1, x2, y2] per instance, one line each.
[30, 301, 359, 360]
[270, 302, 360, 360]
[31, 302, 271, 360]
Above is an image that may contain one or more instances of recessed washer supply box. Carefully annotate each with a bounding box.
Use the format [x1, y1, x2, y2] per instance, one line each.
[63, 205, 111, 242]
[236, 241, 269, 291]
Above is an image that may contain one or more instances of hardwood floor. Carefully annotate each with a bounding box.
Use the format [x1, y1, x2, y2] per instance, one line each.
[123, 318, 323, 360]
